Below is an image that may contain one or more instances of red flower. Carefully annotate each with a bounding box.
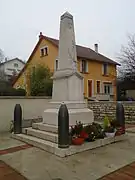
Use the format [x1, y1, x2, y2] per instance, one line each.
[80, 131, 89, 139]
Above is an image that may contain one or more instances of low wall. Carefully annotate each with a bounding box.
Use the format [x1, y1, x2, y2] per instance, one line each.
[0, 96, 51, 132]
[1, 96, 135, 133]
[88, 101, 135, 122]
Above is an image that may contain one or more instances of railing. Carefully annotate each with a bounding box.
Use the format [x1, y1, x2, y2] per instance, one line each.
[88, 93, 114, 101]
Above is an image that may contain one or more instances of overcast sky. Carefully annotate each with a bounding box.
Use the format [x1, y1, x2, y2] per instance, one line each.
[0, 0, 135, 62]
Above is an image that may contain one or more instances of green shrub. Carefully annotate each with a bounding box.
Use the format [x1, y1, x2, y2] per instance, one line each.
[30, 65, 53, 96]
[15, 88, 26, 96]
[0, 86, 26, 96]
[103, 115, 110, 129]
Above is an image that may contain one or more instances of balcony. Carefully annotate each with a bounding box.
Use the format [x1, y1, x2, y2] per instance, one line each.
[88, 93, 114, 101]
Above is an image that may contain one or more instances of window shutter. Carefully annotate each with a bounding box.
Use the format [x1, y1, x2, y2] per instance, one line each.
[102, 64, 104, 75]
[86, 61, 88, 72]
[80, 60, 82, 72]
[100, 81, 102, 93]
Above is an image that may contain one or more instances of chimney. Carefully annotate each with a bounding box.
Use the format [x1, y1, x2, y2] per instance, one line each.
[94, 43, 98, 53]
[39, 32, 43, 39]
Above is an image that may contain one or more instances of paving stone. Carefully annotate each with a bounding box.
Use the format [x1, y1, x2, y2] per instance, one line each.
[99, 162, 135, 180]
[0, 160, 27, 180]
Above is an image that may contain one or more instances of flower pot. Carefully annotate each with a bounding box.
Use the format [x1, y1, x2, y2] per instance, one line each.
[105, 132, 115, 138]
[72, 137, 84, 145]
[115, 127, 125, 136]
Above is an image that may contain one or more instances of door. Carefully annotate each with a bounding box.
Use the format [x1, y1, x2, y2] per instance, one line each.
[88, 80, 92, 97]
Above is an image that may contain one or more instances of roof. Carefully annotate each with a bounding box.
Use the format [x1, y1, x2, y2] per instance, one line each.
[44, 35, 120, 65]
[12, 34, 120, 85]
[0, 58, 25, 66]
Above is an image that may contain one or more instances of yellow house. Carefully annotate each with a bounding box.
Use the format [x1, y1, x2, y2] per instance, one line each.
[13, 32, 120, 100]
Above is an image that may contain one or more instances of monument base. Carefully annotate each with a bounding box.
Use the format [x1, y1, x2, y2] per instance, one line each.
[43, 101, 94, 126]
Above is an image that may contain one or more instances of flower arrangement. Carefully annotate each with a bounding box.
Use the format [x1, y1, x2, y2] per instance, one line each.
[69, 121, 105, 145]
[69, 116, 125, 146]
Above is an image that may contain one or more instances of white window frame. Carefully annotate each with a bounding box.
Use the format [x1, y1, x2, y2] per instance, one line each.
[14, 63, 18, 68]
[103, 81, 113, 95]
[40, 46, 48, 57]
[80, 60, 88, 73]
[55, 59, 58, 71]
[102, 63, 108, 75]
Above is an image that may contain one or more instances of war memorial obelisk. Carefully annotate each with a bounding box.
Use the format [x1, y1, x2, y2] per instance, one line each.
[43, 12, 93, 125]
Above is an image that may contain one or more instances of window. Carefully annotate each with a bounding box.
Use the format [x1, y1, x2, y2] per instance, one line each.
[41, 49, 44, 57]
[103, 63, 108, 75]
[56, 59, 58, 70]
[40, 46, 48, 57]
[7, 68, 14, 71]
[97, 81, 100, 94]
[14, 63, 18, 67]
[81, 60, 88, 73]
[104, 83, 112, 94]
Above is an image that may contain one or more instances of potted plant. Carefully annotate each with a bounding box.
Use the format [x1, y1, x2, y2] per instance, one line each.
[70, 121, 84, 145]
[84, 123, 105, 140]
[115, 126, 125, 136]
[85, 132, 96, 142]
[91, 122, 105, 139]
[72, 137, 84, 145]
[104, 126, 116, 137]
[103, 115, 116, 137]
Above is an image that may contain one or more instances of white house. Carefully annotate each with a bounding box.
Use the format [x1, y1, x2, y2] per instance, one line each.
[0, 58, 25, 80]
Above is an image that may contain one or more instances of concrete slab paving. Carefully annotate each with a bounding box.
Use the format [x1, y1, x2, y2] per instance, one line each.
[0, 133, 26, 150]
[0, 133, 25, 150]
[1, 133, 135, 180]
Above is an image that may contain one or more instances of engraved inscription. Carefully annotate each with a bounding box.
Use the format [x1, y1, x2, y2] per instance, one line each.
[68, 22, 73, 29]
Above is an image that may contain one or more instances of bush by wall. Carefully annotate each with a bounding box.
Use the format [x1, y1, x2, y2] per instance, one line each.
[0, 87, 26, 96]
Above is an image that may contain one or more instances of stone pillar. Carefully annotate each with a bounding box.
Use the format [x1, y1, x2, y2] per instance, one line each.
[52, 12, 84, 102]
[43, 12, 94, 126]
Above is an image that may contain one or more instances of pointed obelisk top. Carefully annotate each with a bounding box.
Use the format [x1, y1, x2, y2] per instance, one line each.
[61, 11, 73, 20]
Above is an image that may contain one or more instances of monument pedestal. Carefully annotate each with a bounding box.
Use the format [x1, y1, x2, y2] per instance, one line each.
[43, 101, 94, 126]
[12, 12, 127, 158]
[43, 70, 94, 126]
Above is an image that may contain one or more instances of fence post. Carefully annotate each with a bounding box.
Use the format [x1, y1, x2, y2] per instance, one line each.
[14, 104, 22, 134]
[58, 103, 69, 148]
[116, 102, 125, 133]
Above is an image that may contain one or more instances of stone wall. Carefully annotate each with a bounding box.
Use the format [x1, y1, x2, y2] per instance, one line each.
[88, 101, 135, 123]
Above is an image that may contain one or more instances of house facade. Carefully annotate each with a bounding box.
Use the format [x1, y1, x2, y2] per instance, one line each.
[13, 33, 119, 100]
[0, 58, 25, 81]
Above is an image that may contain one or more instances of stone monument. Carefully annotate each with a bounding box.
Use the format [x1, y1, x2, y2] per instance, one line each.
[43, 12, 93, 126]
[12, 12, 126, 158]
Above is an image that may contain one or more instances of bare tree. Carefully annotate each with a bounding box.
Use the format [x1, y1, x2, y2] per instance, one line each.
[0, 49, 5, 63]
[0, 49, 6, 80]
[118, 34, 135, 80]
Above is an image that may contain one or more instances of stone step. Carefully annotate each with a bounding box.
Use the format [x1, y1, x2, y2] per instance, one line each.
[11, 133, 58, 155]
[11, 133, 128, 158]
[32, 123, 58, 134]
[23, 127, 58, 143]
